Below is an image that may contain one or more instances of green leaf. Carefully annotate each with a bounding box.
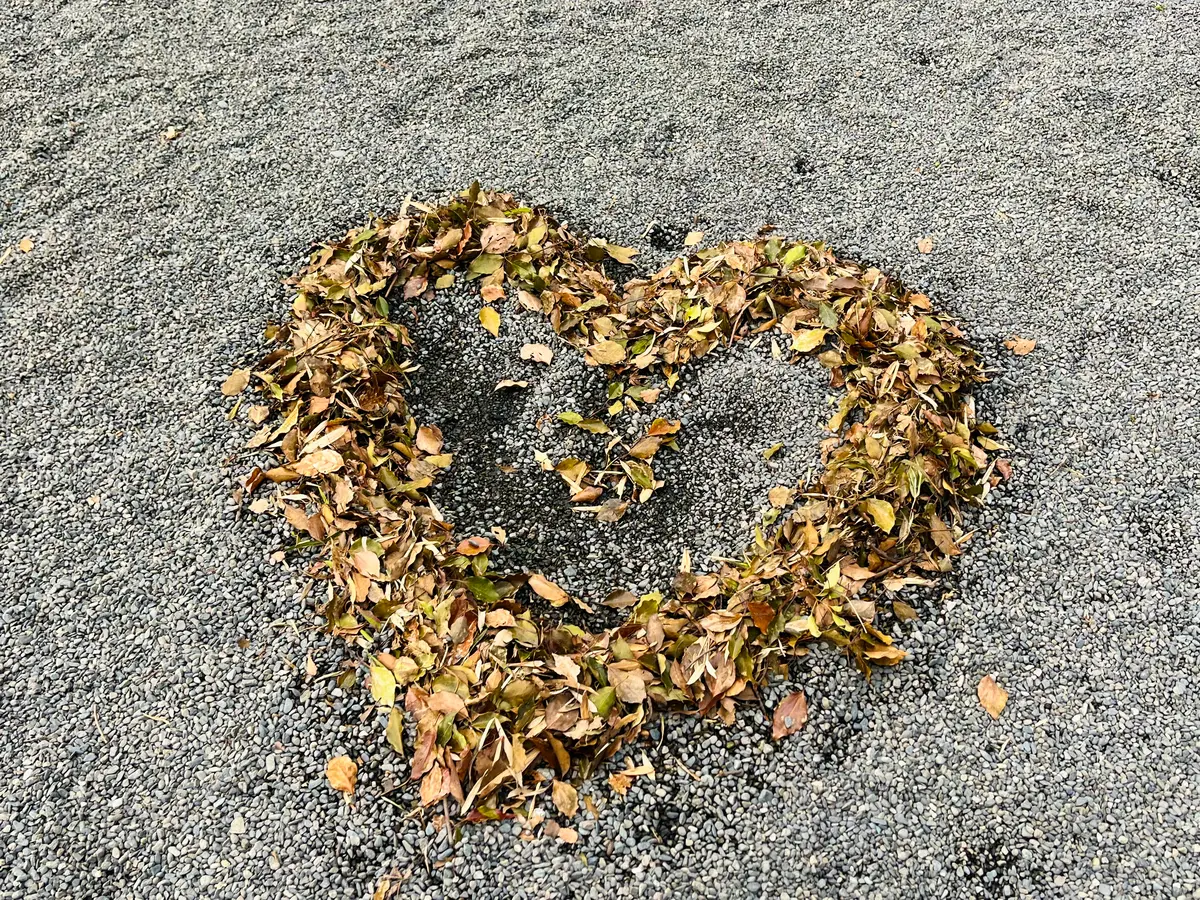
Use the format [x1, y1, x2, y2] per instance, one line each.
[466, 576, 500, 604]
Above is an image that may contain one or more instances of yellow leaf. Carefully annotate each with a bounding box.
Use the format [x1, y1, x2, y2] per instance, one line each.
[862, 498, 896, 534]
[18, 237, 33, 253]
[978, 675, 1008, 719]
[326, 756, 357, 794]
[684, 231, 704, 246]
[790, 328, 828, 353]
[385, 707, 404, 752]
[369, 661, 396, 706]
[480, 306, 501, 336]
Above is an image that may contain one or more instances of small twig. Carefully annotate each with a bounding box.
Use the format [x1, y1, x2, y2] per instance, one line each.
[93, 704, 107, 743]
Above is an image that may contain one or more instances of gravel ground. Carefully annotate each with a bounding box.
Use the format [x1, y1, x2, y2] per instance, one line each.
[2, 2, 1199, 899]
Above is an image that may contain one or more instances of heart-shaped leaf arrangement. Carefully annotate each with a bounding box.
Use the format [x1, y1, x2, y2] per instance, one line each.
[226, 183, 1007, 817]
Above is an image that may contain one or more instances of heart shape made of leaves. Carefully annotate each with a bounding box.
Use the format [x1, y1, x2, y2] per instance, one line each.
[226, 183, 1005, 818]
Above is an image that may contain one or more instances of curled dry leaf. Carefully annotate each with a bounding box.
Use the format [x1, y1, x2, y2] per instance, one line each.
[326, 756, 358, 795]
[771, 690, 809, 740]
[416, 425, 443, 455]
[551, 780, 579, 818]
[977, 675, 1009, 719]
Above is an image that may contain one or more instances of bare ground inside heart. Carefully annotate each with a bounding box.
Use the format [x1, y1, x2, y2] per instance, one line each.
[404, 284, 829, 612]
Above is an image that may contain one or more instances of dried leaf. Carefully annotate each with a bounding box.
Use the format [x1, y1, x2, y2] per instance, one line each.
[480, 306, 501, 336]
[771, 690, 808, 740]
[586, 340, 626, 366]
[520, 343, 553, 364]
[222, 369, 251, 396]
[1004, 336, 1036, 356]
[456, 536, 492, 556]
[416, 425, 443, 455]
[862, 498, 896, 534]
[977, 675, 1008, 719]
[528, 573, 570, 607]
[917, 236, 934, 254]
[551, 780, 579, 817]
[326, 756, 357, 794]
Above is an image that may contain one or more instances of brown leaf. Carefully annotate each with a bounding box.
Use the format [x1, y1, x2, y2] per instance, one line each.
[528, 573, 570, 607]
[221, 369, 251, 396]
[1004, 336, 1036, 356]
[771, 690, 808, 740]
[456, 536, 491, 556]
[18, 237, 34, 253]
[551, 780, 579, 817]
[977, 675, 1008, 719]
[326, 756, 358, 794]
[519, 343, 554, 364]
[917, 236, 934, 254]
[892, 599, 919, 622]
[768, 486, 794, 508]
[416, 425, 443, 455]
[292, 449, 344, 477]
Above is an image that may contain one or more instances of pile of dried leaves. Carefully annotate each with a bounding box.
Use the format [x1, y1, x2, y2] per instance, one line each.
[225, 183, 1006, 821]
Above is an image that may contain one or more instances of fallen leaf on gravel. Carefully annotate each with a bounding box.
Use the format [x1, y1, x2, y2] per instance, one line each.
[1004, 336, 1036, 355]
[248, 404, 270, 424]
[520, 343, 553, 364]
[456, 536, 491, 556]
[326, 756, 357, 794]
[551, 780, 579, 817]
[892, 599, 919, 622]
[528, 572, 570, 607]
[917, 236, 934, 254]
[978, 675, 1008, 719]
[495, 379, 529, 390]
[416, 425, 443, 454]
[480, 306, 501, 336]
[684, 231, 705, 246]
[607, 773, 631, 796]
[762, 442, 783, 460]
[771, 690, 809, 740]
[221, 369, 250, 396]
[385, 707, 404, 753]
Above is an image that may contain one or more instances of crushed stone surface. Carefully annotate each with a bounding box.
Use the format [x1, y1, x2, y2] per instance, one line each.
[2, 2, 1199, 899]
